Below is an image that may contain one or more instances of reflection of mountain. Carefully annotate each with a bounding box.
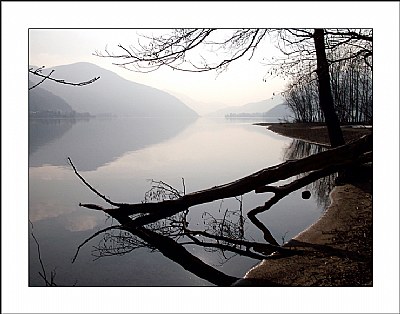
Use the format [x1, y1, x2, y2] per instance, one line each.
[29, 118, 78, 156]
[29, 117, 197, 171]
[29, 62, 198, 118]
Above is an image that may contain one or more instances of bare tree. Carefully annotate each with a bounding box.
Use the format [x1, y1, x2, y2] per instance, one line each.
[313, 29, 345, 146]
[266, 28, 371, 146]
[283, 43, 372, 125]
[94, 28, 372, 147]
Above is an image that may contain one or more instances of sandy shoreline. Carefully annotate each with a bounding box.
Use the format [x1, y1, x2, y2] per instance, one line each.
[234, 123, 372, 286]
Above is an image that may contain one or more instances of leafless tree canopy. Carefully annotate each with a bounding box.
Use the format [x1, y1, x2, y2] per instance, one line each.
[93, 28, 372, 77]
[94, 29, 271, 74]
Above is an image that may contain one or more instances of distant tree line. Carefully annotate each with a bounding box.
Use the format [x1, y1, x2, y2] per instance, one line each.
[225, 112, 275, 118]
[283, 46, 372, 124]
[29, 110, 92, 119]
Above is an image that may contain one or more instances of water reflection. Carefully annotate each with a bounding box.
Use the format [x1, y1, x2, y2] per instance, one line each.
[29, 118, 326, 286]
[74, 207, 289, 286]
[283, 139, 336, 208]
[29, 118, 78, 155]
[72, 180, 295, 286]
[29, 116, 197, 171]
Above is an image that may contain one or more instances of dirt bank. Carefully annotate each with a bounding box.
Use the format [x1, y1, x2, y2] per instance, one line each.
[235, 123, 373, 286]
[256, 122, 372, 146]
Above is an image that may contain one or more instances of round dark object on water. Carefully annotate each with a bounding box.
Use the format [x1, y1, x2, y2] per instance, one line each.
[302, 190, 311, 199]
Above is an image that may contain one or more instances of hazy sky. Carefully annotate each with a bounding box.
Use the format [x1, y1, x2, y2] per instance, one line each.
[29, 28, 286, 113]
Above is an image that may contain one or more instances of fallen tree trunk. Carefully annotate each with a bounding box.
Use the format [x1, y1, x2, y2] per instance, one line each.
[69, 134, 372, 285]
[71, 134, 371, 219]
[247, 150, 371, 244]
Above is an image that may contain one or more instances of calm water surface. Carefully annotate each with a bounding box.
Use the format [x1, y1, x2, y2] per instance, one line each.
[29, 117, 328, 286]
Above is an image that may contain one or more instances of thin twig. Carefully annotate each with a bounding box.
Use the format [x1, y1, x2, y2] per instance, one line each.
[30, 221, 47, 283]
[29, 68, 100, 90]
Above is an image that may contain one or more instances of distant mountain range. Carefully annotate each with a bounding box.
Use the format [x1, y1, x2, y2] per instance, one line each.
[28, 62, 293, 120]
[166, 90, 228, 116]
[28, 62, 198, 118]
[206, 95, 289, 117]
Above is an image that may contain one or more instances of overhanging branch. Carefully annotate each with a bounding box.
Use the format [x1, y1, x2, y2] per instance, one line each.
[29, 67, 100, 90]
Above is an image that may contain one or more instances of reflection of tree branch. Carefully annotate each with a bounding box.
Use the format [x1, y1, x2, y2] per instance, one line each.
[247, 213, 280, 246]
[284, 139, 326, 160]
[92, 229, 149, 260]
[73, 204, 244, 285]
[71, 135, 372, 285]
[79, 198, 286, 285]
[74, 187, 299, 286]
[30, 220, 57, 286]
[183, 228, 292, 257]
[186, 233, 267, 260]
[72, 225, 122, 263]
[202, 207, 245, 243]
[121, 224, 240, 286]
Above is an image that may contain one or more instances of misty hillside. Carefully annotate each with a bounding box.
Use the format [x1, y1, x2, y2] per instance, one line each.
[265, 103, 294, 118]
[29, 83, 74, 114]
[167, 90, 228, 116]
[207, 95, 285, 117]
[29, 62, 198, 117]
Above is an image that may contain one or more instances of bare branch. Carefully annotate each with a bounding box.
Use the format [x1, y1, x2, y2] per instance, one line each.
[29, 67, 100, 90]
[325, 29, 373, 42]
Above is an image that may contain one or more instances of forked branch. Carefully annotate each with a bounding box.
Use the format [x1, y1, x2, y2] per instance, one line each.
[29, 66, 100, 90]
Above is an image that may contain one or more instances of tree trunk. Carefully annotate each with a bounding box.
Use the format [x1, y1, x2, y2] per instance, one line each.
[313, 29, 345, 147]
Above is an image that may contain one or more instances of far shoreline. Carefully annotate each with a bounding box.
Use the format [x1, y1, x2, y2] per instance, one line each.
[254, 122, 372, 146]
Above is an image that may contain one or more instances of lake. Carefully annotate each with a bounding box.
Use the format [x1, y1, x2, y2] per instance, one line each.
[29, 116, 330, 286]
